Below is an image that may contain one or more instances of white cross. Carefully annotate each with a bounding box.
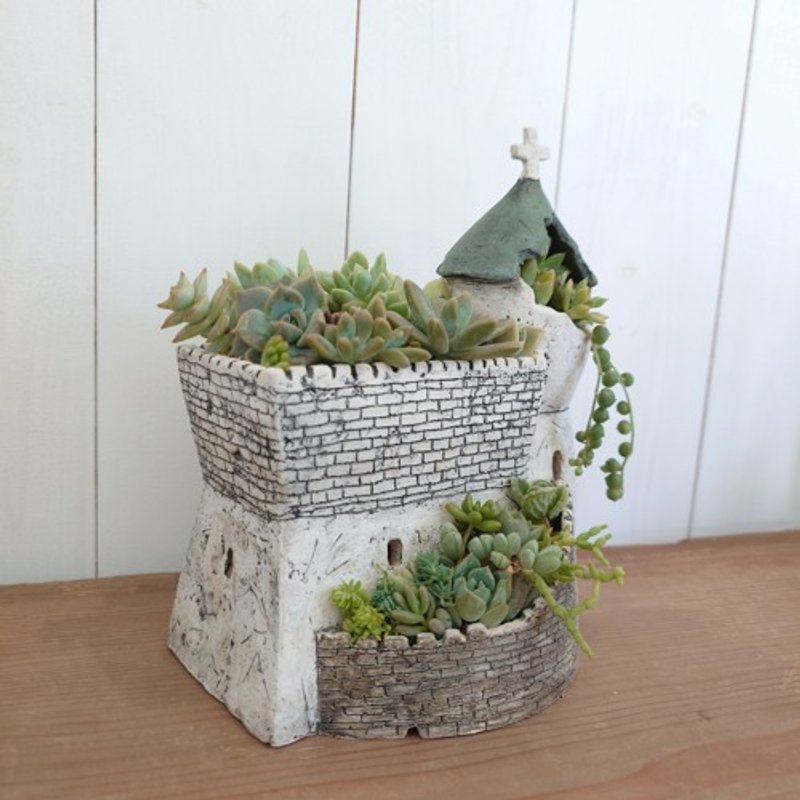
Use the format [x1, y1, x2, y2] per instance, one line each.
[511, 127, 550, 180]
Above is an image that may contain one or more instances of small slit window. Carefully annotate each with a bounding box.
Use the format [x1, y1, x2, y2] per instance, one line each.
[552, 450, 563, 481]
[387, 539, 403, 566]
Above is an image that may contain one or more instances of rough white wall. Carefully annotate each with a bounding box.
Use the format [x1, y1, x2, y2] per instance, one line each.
[2, 0, 799, 583]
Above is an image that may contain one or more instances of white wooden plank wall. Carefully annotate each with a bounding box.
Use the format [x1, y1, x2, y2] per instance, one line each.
[96, 0, 357, 576]
[691, 0, 800, 537]
[0, 1, 95, 582]
[2, 0, 798, 582]
[557, 0, 756, 544]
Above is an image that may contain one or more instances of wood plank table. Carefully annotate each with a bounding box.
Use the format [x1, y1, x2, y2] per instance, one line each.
[2, 532, 799, 799]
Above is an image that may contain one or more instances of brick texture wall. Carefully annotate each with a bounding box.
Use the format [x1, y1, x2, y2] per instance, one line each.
[177, 346, 546, 520]
[316, 581, 578, 739]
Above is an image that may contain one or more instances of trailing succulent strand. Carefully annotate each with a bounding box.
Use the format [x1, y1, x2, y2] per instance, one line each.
[333, 479, 624, 656]
[388, 280, 542, 361]
[520, 251, 635, 501]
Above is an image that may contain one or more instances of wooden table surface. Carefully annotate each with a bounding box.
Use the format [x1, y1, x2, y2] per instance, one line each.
[2, 532, 799, 799]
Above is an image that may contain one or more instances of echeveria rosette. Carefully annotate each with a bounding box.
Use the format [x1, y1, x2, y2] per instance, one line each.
[318, 251, 409, 317]
[388, 280, 542, 361]
[232, 272, 328, 364]
[303, 297, 430, 369]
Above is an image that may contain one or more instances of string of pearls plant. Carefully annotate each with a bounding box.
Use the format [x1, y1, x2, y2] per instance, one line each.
[520, 252, 635, 500]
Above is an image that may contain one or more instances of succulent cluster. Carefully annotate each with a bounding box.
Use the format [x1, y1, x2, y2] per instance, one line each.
[333, 478, 624, 656]
[520, 251, 635, 501]
[160, 251, 541, 369]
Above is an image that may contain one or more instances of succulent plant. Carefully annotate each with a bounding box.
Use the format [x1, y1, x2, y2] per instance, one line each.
[303, 297, 430, 368]
[521, 252, 607, 325]
[332, 580, 390, 642]
[158, 269, 239, 354]
[387, 280, 541, 361]
[232, 272, 328, 364]
[318, 252, 409, 316]
[508, 478, 570, 524]
[260, 334, 291, 369]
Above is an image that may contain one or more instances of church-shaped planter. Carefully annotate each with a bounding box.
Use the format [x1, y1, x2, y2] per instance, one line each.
[167, 128, 594, 746]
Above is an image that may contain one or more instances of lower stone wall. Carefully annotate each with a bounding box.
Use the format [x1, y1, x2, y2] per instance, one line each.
[316, 582, 578, 739]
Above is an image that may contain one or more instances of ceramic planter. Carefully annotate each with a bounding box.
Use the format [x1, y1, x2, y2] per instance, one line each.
[168, 344, 585, 746]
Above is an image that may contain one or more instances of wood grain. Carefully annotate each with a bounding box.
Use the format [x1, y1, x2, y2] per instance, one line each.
[2, 533, 799, 799]
[0, 0, 95, 582]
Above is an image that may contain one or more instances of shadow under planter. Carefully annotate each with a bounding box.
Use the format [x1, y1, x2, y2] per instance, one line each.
[317, 575, 578, 739]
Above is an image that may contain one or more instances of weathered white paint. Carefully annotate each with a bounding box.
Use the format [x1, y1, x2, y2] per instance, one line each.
[96, 0, 357, 577]
[0, 0, 95, 582]
[557, 0, 755, 545]
[346, 0, 574, 282]
[691, 0, 800, 537]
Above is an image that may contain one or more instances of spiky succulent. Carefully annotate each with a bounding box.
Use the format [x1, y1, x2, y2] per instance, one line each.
[319, 252, 409, 316]
[303, 297, 430, 368]
[388, 280, 541, 361]
[332, 580, 390, 642]
[158, 269, 239, 354]
[232, 272, 328, 364]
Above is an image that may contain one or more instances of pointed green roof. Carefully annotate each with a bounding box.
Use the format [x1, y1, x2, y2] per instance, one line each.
[437, 128, 596, 286]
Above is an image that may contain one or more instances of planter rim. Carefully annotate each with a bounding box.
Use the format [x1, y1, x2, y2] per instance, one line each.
[177, 344, 547, 391]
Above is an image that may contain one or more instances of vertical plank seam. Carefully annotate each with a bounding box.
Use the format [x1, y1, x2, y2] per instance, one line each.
[554, 0, 578, 211]
[687, 0, 760, 539]
[343, 0, 362, 258]
[92, 0, 99, 578]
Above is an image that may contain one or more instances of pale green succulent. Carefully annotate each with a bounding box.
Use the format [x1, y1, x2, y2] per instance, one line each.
[521, 252, 608, 325]
[508, 478, 570, 524]
[388, 280, 541, 361]
[303, 297, 430, 369]
[318, 252, 409, 316]
[158, 269, 239, 354]
[232, 272, 328, 364]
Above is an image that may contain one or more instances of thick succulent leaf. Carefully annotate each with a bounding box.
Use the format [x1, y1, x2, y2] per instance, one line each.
[332, 270, 354, 292]
[385, 310, 426, 343]
[269, 320, 304, 344]
[172, 316, 213, 342]
[157, 271, 194, 311]
[451, 340, 522, 360]
[479, 603, 508, 629]
[403, 347, 431, 363]
[366, 295, 388, 318]
[440, 297, 461, 338]
[373, 252, 387, 274]
[470, 566, 496, 592]
[405, 280, 437, 328]
[233, 261, 254, 288]
[205, 332, 233, 354]
[337, 313, 356, 340]
[448, 317, 497, 350]
[353, 309, 373, 342]
[520, 326, 543, 356]
[296, 248, 312, 275]
[337, 337, 355, 362]
[453, 294, 473, 330]
[351, 266, 372, 297]
[360, 338, 385, 362]
[304, 333, 340, 362]
[455, 588, 486, 623]
[346, 251, 369, 270]
[263, 284, 304, 320]
[427, 318, 450, 355]
[235, 309, 271, 350]
[293, 273, 327, 315]
[331, 288, 355, 308]
[236, 286, 272, 316]
[381, 348, 410, 369]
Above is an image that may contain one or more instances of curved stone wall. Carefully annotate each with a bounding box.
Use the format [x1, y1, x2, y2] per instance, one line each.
[316, 582, 578, 739]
